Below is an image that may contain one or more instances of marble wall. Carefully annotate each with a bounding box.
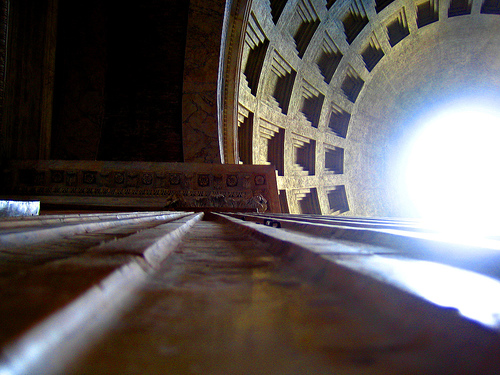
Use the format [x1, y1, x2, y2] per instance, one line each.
[182, 0, 227, 163]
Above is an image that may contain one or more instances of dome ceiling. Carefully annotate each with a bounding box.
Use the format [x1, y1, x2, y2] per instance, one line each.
[223, 0, 500, 216]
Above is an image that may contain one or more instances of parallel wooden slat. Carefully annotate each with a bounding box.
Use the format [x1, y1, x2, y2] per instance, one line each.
[0, 212, 203, 375]
[225, 212, 500, 278]
[0, 212, 190, 249]
[70, 216, 500, 375]
[231, 212, 426, 230]
[0, 212, 170, 230]
[215, 213, 500, 331]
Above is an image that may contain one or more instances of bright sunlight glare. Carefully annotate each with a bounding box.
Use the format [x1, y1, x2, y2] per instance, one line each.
[405, 106, 500, 237]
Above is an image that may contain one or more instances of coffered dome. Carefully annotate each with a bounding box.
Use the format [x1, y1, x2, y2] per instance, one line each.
[221, 0, 500, 216]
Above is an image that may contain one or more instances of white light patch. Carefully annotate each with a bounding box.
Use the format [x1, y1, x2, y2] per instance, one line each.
[405, 107, 500, 237]
[336, 256, 500, 329]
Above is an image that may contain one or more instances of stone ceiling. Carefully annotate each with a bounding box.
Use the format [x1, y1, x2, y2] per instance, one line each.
[224, 0, 500, 216]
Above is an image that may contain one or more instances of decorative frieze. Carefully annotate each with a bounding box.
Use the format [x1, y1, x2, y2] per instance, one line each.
[3, 161, 280, 213]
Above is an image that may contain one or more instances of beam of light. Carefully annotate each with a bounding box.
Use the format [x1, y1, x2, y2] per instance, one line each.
[404, 106, 500, 239]
[338, 256, 500, 329]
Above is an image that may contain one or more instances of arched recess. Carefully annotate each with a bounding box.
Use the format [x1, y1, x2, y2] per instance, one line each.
[218, 0, 253, 164]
